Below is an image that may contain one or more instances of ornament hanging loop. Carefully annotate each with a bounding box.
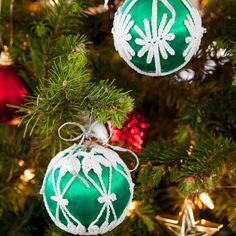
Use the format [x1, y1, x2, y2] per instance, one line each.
[58, 121, 139, 172]
[106, 144, 139, 172]
[58, 121, 91, 145]
[58, 121, 110, 145]
[9, 0, 14, 47]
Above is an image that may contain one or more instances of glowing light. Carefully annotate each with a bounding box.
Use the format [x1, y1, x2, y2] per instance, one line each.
[7, 118, 21, 125]
[18, 183, 26, 191]
[48, 0, 59, 6]
[199, 192, 214, 209]
[187, 145, 194, 156]
[218, 224, 224, 230]
[201, 219, 206, 224]
[20, 168, 35, 182]
[127, 201, 138, 217]
[18, 160, 25, 167]
[85, 5, 108, 15]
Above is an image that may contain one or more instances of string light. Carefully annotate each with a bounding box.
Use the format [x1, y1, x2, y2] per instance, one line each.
[187, 145, 194, 156]
[48, 0, 59, 6]
[127, 201, 138, 217]
[18, 160, 25, 167]
[24, 2, 41, 12]
[84, 5, 108, 15]
[7, 118, 21, 125]
[199, 192, 214, 209]
[20, 168, 35, 182]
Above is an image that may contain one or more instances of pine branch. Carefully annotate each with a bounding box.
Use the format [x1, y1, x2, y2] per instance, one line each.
[141, 134, 236, 195]
[10, 1, 133, 151]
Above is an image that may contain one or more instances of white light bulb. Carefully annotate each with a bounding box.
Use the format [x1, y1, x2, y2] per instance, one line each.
[20, 168, 35, 182]
[199, 192, 214, 209]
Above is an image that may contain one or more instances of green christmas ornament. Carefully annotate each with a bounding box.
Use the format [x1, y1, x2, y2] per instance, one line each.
[40, 143, 135, 235]
[112, 0, 205, 76]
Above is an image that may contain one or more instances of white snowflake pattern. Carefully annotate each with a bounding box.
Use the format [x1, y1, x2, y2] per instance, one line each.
[183, 3, 204, 61]
[134, 0, 176, 74]
[112, 0, 137, 60]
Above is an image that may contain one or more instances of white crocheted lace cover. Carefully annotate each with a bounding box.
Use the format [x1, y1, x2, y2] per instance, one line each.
[40, 144, 134, 235]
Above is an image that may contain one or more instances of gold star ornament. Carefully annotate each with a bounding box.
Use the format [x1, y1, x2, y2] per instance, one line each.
[156, 199, 223, 236]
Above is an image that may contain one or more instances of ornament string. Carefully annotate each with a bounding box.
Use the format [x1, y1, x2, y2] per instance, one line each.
[105, 144, 139, 172]
[58, 121, 139, 172]
[9, 0, 14, 47]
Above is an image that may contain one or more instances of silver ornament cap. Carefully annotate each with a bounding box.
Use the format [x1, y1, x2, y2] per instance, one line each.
[90, 122, 110, 144]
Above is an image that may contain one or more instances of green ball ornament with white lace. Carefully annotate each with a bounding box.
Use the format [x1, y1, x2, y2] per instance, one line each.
[112, 0, 205, 76]
[40, 143, 134, 235]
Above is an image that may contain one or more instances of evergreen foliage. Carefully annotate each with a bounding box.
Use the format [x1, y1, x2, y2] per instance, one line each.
[0, 0, 236, 235]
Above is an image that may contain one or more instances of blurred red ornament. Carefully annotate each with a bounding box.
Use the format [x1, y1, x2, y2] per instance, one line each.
[111, 110, 150, 153]
[0, 48, 28, 123]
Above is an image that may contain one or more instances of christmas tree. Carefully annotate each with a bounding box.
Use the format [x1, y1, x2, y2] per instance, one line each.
[0, 0, 236, 235]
